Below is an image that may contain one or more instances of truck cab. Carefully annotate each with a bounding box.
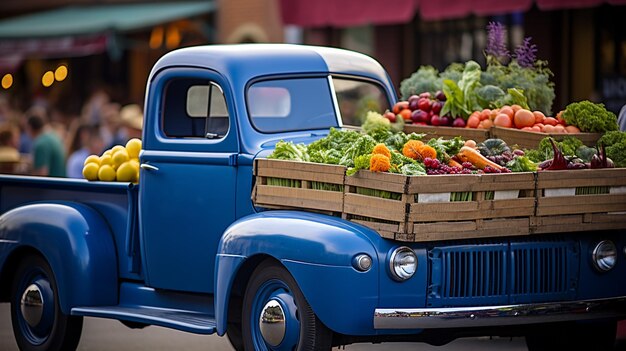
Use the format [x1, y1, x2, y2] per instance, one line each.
[0, 44, 625, 351]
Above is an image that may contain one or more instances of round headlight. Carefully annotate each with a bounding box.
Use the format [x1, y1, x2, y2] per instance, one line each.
[389, 246, 417, 281]
[592, 240, 617, 272]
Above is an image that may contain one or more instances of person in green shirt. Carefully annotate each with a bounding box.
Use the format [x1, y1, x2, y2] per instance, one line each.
[26, 111, 66, 177]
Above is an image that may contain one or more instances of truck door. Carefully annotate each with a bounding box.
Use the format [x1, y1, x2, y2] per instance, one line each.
[139, 69, 238, 293]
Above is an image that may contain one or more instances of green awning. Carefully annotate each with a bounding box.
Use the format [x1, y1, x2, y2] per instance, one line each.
[0, 1, 215, 39]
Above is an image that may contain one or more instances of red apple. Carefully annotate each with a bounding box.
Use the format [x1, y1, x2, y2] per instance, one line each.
[435, 90, 446, 101]
[417, 98, 432, 112]
[431, 101, 443, 115]
[411, 109, 429, 124]
[439, 115, 452, 126]
[452, 117, 466, 128]
[430, 115, 441, 126]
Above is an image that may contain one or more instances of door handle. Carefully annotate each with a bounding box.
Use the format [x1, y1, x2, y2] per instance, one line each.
[140, 163, 159, 172]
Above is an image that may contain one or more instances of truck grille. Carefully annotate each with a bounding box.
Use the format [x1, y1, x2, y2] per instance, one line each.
[428, 240, 578, 307]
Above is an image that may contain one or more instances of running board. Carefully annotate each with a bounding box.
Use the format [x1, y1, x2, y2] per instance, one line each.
[71, 306, 216, 334]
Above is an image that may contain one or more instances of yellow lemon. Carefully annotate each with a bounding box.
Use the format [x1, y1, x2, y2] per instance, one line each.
[111, 145, 125, 154]
[98, 165, 116, 181]
[82, 163, 99, 181]
[100, 154, 113, 167]
[125, 138, 142, 159]
[83, 155, 100, 166]
[116, 162, 136, 182]
[112, 149, 129, 167]
[103, 149, 112, 157]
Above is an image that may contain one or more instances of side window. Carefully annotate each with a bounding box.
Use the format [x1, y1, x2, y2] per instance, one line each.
[162, 78, 230, 139]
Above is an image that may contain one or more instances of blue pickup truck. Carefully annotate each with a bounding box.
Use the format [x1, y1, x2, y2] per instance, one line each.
[1, 44, 625, 351]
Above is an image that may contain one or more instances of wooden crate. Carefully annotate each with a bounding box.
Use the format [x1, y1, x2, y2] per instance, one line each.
[491, 126, 603, 149]
[403, 125, 490, 142]
[343, 170, 536, 242]
[407, 172, 536, 242]
[534, 168, 626, 232]
[252, 159, 346, 213]
[343, 171, 411, 240]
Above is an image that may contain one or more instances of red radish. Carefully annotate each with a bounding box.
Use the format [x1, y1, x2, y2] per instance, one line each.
[452, 117, 466, 128]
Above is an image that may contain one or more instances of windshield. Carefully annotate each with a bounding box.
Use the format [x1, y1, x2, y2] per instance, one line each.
[332, 77, 390, 126]
[247, 76, 391, 133]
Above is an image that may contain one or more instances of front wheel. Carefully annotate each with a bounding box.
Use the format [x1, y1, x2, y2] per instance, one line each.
[242, 260, 332, 351]
[10, 254, 83, 351]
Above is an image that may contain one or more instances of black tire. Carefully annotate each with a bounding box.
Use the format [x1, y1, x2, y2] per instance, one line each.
[242, 260, 332, 351]
[10, 255, 83, 351]
[226, 295, 244, 351]
[525, 320, 616, 351]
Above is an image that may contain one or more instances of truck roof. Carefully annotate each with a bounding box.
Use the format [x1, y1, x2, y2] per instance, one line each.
[149, 44, 391, 90]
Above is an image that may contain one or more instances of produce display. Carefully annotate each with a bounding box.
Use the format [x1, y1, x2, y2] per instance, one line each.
[257, 21, 625, 241]
[82, 138, 142, 183]
[391, 22, 619, 138]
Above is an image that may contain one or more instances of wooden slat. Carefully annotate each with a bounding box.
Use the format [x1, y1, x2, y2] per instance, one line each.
[537, 194, 626, 215]
[411, 218, 530, 242]
[344, 193, 407, 222]
[253, 185, 344, 212]
[491, 126, 602, 149]
[346, 171, 407, 193]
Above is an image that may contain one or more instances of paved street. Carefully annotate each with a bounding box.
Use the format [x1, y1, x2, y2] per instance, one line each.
[0, 303, 527, 351]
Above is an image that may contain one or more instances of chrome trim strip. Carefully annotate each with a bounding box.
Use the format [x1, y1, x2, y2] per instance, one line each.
[374, 296, 626, 329]
[327, 75, 343, 128]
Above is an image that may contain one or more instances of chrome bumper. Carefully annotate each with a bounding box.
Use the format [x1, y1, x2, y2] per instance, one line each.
[374, 296, 626, 329]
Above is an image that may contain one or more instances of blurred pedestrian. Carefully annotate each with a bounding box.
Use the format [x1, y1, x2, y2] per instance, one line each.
[119, 104, 143, 141]
[100, 102, 126, 150]
[0, 122, 21, 174]
[66, 124, 104, 178]
[25, 108, 66, 177]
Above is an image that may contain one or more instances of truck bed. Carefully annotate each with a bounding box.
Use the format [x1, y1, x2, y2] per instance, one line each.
[0, 175, 141, 280]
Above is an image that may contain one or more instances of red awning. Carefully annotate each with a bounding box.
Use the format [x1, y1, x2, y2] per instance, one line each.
[279, 0, 419, 27]
[420, 0, 532, 21]
[280, 0, 626, 26]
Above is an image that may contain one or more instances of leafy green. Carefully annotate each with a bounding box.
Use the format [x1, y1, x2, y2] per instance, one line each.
[506, 156, 537, 172]
[426, 136, 465, 162]
[575, 146, 597, 163]
[562, 101, 618, 133]
[268, 141, 309, 161]
[499, 88, 530, 110]
[527, 136, 585, 162]
[383, 132, 425, 152]
[399, 66, 441, 99]
[475, 85, 505, 109]
[598, 131, 626, 167]
[481, 60, 555, 114]
[362, 111, 391, 139]
[440, 62, 482, 119]
[400, 163, 426, 176]
[346, 154, 372, 176]
[307, 128, 360, 164]
[339, 134, 377, 167]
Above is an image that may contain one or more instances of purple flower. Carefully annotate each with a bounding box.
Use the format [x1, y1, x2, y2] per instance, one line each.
[515, 37, 538, 68]
[486, 22, 509, 63]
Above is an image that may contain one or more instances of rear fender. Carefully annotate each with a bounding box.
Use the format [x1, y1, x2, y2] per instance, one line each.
[0, 202, 118, 313]
[215, 211, 381, 336]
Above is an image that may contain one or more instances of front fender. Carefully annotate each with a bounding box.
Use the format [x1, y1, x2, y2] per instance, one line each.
[215, 210, 382, 336]
[0, 202, 118, 313]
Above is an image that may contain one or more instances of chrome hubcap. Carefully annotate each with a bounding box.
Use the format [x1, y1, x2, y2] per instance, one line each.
[259, 299, 286, 346]
[20, 284, 44, 327]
